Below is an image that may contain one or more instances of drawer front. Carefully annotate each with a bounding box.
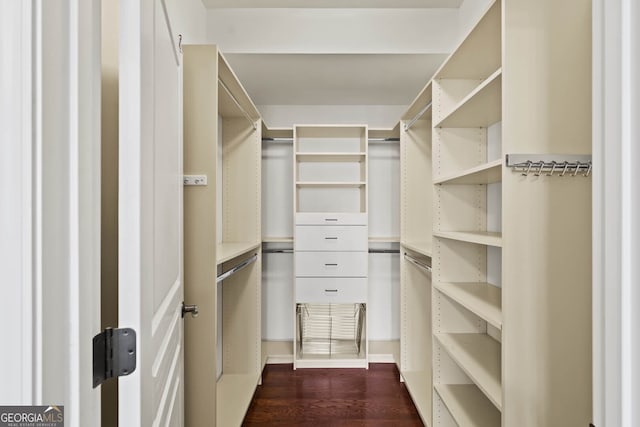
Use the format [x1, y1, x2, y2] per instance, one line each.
[295, 212, 367, 226]
[295, 278, 367, 303]
[295, 226, 367, 251]
[295, 252, 367, 277]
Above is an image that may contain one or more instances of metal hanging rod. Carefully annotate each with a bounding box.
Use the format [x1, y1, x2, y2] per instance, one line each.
[218, 78, 258, 130]
[403, 101, 432, 132]
[506, 154, 592, 177]
[261, 137, 400, 143]
[404, 253, 432, 273]
[262, 249, 293, 254]
[216, 254, 258, 283]
[368, 137, 400, 143]
[262, 137, 293, 143]
[369, 249, 400, 254]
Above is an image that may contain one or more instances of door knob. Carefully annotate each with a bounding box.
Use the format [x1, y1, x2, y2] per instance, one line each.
[181, 302, 199, 318]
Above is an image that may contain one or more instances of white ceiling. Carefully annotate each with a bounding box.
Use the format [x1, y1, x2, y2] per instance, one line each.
[203, 0, 462, 8]
[225, 53, 447, 105]
[205, 0, 476, 111]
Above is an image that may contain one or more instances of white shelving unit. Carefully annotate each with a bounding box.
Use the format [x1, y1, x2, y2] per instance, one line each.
[429, 0, 592, 426]
[399, 79, 434, 425]
[431, 3, 503, 425]
[293, 125, 369, 369]
[183, 45, 262, 427]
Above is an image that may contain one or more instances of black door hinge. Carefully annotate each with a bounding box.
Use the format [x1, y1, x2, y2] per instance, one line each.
[93, 327, 137, 388]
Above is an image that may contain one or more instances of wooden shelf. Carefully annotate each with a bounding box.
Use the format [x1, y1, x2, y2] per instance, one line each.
[217, 242, 261, 265]
[434, 159, 502, 185]
[296, 181, 366, 188]
[296, 152, 366, 162]
[435, 333, 501, 410]
[216, 373, 261, 426]
[401, 241, 432, 258]
[434, 231, 502, 248]
[369, 236, 400, 243]
[401, 371, 431, 426]
[436, 69, 502, 128]
[435, 0, 501, 80]
[435, 283, 502, 330]
[262, 237, 294, 243]
[435, 384, 501, 427]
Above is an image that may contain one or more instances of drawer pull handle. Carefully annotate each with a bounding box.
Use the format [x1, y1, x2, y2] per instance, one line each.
[324, 237, 338, 240]
[325, 289, 338, 293]
[324, 263, 338, 267]
[324, 218, 338, 222]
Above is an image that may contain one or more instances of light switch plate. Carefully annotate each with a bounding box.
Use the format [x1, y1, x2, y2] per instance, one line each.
[183, 175, 208, 186]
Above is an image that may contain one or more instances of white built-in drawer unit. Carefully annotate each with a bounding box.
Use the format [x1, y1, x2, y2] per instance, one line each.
[295, 225, 368, 252]
[295, 212, 367, 226]
[295, 278, 367, 303]
[295, 252, 368, 277]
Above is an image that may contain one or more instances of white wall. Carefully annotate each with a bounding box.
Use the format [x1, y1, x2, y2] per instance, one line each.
[457, 0, 494, 43]
[165, 0, 208, 44]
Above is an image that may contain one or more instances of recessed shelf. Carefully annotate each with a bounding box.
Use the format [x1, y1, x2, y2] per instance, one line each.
[435, 333, 502, 410]
[401, 371, 431, 425]
[401, 241, 432, 258]
[435, 283, 502, 330]
[217, 242, 261, 265]
[435, 69, 502, 128]
[296, 152, 366, 162]
[369, 236, 400, 243]
[434, 231, 502, 248]
[296, 181, 366, 188]
[216, 373, 261, 426]
[434, 159, 502, 185]
[435, 384, 501, 427]
[262, 237, 294, 243]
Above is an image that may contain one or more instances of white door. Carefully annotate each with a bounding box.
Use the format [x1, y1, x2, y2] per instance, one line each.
[118, 0, 184, 425]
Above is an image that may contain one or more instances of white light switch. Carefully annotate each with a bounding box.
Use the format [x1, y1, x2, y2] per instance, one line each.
[183, 175, 208, 186]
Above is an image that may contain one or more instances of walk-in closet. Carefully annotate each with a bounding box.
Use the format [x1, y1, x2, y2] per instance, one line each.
[179, 0, 593, 426]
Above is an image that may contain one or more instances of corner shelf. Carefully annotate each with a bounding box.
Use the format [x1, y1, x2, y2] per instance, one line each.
[435, 69, 502, 129]
[217, 242, 261, 265]
[434, 159, 502, 185]
[435, 333, 502, 411]
[434, 231, 502, 248]
[434, 282, 502, 330]
[435, 384, 501, 427]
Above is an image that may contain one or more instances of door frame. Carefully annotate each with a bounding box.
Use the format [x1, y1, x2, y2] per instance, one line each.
[0, 0, 101, 425]
[592, 0, 640, 425]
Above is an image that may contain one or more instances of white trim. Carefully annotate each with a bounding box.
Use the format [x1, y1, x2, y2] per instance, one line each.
[593, 0, 640, 425]
[0, 0, 34, 405]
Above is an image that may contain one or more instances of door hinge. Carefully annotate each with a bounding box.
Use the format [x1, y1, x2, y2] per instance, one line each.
[590, 424, 596, 427]
[93, 327, 137, 388]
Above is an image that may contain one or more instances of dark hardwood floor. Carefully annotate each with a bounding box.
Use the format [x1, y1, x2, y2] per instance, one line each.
[242, 363, 424, 426]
